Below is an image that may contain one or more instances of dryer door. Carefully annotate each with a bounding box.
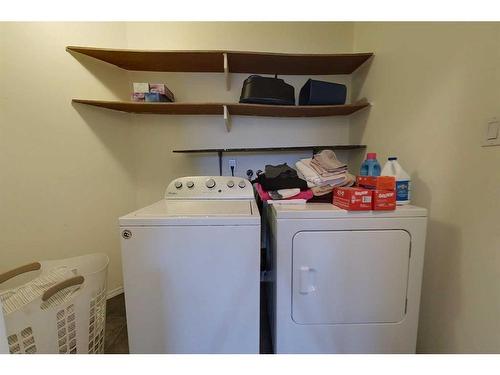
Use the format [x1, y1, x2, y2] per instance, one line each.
[292, 230, 410, 325]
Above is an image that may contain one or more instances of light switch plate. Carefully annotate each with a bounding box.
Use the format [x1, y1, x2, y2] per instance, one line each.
[483, 118, 500, 147]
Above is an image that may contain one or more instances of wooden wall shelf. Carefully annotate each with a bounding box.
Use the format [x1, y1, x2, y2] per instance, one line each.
[67, 46, 373, 75]
[73, 99, 222, 115]
[72, 99, 369, 117]
[173, 145, 367, 153]
[68, 46, 374, 172]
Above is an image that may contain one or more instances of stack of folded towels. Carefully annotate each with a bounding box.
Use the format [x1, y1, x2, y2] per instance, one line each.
[295, 149, 355, 196]
[254, 164, 313, 204]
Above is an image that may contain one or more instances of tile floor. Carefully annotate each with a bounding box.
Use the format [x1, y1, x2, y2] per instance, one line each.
[104, 293, 129, 354]
[104, 285, 273, 354]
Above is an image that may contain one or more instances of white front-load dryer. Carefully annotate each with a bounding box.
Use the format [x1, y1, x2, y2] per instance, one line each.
[119, 176, 260, 354]
[266, 203, 427, 353]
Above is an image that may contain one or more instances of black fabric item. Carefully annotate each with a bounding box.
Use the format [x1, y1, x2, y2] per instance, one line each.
[254, 163, 308, 191]
[264, 163, 297, 179]
[258, 176, 307, 191]
[308, 192, 334, 203]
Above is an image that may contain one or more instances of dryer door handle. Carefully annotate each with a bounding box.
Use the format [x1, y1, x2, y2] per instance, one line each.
[299, 266, 316, 294]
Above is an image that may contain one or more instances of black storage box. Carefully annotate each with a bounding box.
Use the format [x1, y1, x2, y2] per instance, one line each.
[299, 79, 347, 105]
[239, 75, 295, 105]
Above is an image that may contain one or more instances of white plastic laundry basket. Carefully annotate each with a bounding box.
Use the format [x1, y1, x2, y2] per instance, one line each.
[0, 253, 109, 354]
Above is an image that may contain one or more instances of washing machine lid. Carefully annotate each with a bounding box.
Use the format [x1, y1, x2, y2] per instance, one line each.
[271, 203, 427, 219]
[119, 199, 260, 226]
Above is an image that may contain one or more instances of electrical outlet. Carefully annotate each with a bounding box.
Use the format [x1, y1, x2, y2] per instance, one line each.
[228, 159, 237, 172]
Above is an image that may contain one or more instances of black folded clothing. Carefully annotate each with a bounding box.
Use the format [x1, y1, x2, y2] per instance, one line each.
[308, 192, 334, 203]
[264, 164, 296, 179]
[256, 163, 308, 191]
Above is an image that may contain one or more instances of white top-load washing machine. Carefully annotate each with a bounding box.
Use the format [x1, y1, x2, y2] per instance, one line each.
[266, 203, 427, 353]
[119, 176, 260, 354]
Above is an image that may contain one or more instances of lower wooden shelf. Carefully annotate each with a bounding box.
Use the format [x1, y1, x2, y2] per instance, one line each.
[173, 145, 366, 153]
[173, 145, 366, 175]
[72, 99, 369, 117]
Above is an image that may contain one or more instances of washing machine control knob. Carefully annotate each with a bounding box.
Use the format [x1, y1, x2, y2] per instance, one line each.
[174, 181, 183, 189]
[238, 180, 246, 188]
[186, 181, 194, 189]
[227, 180, 235, 188]
[206, 178, 216, 189]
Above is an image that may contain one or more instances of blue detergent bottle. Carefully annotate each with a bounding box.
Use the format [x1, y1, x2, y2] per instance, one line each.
[360, 152, 381, 176]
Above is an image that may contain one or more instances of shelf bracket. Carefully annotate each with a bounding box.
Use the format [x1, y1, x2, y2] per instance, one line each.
[223, 105, 232, 132]
[218, 151, 223, 176]
[223, 53, 230, 91]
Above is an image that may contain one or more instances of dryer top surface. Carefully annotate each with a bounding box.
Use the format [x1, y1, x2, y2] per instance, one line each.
[271, 203, 427, 219]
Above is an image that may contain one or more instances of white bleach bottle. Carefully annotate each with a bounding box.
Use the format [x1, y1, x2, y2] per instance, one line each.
[381, 157, 411, 205]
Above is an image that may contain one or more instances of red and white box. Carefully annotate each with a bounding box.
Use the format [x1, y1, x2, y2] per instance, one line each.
[333, 187, 372, 211]
[356, 175, 396, 191]
[372, 190, 396, 211]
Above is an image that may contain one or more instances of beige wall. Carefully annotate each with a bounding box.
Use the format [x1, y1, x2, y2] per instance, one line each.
[351, 22, 500, 353]
[124, 22, 356, 207]
[0, 23, 137, 294]
[0, 22, 356, 294]
[3, 22, 500, 354]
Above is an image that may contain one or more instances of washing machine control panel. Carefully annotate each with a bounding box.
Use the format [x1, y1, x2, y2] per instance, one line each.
[165, 176, 254, 200]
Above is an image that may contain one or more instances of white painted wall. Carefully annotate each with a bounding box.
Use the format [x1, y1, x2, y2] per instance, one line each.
[124, 22, 356, 207]
[351, 22, 500, 353]
[0, 23, 137, 294]
[0, 22, 356, 295]
[5, 22, 499, 354]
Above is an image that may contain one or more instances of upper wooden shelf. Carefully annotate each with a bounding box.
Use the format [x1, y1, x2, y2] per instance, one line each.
[72, 99, 370, 117]
[66, 46, 373, 75]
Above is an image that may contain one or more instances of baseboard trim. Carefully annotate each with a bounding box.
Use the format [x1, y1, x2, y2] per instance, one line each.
[107, 286, 124, 300]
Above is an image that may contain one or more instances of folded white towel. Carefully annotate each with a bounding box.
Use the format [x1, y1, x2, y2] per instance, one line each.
[296, 159, 347, 186]
[296, 170, 315, 188]
[295, 159, 320, 183]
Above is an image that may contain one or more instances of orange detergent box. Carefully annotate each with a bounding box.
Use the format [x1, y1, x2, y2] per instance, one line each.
[356, 176, 396, 191]
[333, 187, 372, 211]
[372, 189, 396, 211]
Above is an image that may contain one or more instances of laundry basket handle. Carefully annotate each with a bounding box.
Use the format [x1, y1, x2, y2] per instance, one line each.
[42, 276, 85, 301]
[0, 262, 41, 284]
